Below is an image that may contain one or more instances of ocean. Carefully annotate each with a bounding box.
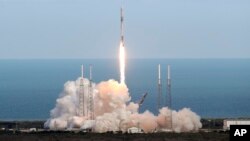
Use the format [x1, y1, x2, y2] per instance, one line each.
[0, 59, 249, 120]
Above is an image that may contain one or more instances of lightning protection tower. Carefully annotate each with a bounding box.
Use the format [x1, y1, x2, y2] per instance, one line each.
[87, 65, 94, 120]
[79, 65, 85, 117]
[158, 64, 162, 110]
[167, 65, 172, 130]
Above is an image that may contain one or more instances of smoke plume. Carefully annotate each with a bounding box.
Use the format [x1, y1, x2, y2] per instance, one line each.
[45, 78, 202, 133]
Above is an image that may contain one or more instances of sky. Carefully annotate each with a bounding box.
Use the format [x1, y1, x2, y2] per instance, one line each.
[0, 0, 249, 59]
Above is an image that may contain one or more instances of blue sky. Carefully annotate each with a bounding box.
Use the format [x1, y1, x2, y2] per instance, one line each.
[0, 0, 249, 59]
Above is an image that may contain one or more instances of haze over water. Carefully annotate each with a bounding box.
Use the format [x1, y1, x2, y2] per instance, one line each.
[0, 59, 249, 120]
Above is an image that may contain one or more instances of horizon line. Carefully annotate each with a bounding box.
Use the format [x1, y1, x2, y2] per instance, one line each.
[0, 57, 250, 60]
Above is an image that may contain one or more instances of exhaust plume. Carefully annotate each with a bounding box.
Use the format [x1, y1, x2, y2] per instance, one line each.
[45, 78, 202, 132]
[119, 42, 126, 84]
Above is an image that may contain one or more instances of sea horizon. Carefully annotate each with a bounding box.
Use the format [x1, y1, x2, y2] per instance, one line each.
[0, 58, 250, 120]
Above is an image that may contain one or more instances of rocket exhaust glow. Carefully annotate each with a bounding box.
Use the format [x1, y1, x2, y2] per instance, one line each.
[119, 7, 126, 84]
[119, 43, 125, 84]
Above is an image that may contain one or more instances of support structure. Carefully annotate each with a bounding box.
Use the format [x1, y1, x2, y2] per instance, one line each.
[138, 93, 148, 112]
[87, 65, 94, 120]
[167, 65, 172, 130]
[157, 64, 162, 110]
[78, 65, 85, 116]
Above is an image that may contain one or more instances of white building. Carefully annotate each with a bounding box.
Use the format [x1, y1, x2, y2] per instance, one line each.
[223, 119, 250, 130]
[127, 127, 143, 133]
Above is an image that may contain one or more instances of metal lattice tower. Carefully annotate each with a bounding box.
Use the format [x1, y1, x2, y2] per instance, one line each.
[78, 65, 85, 117]
[87, 65, 94, 120]
[158, 64, 162, 110]
[167, 65, 172, 130]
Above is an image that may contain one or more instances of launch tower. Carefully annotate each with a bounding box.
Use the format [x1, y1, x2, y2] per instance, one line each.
[87, 65, 94, 120]
[158, 64, 162, 110]
[79, 65, 85, 116]
[167, 65, 172, 130]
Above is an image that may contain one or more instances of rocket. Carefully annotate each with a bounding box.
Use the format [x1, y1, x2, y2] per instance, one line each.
[120, 7, 124, 46]
[119, 2, 126, 84]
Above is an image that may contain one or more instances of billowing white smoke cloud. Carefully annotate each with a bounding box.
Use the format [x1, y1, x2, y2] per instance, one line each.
[157, 107, 202, 133]
[45, 78, 202, 132]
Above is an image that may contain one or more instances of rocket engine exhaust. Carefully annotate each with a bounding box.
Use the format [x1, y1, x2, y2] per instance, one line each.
[119, 42, 125, 84]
